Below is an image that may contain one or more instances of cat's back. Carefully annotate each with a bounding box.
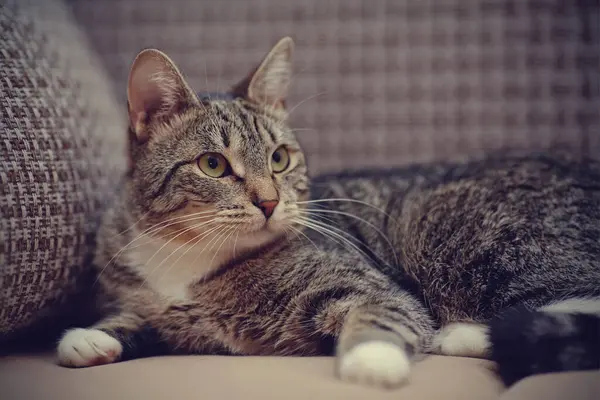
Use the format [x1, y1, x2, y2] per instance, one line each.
[311, 153, 600, 221]
[307, 153, 600, 320]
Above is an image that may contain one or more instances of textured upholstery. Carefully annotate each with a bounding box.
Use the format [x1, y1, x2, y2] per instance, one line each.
[69, 0, 600, 174]
[0, 0, 127, 338]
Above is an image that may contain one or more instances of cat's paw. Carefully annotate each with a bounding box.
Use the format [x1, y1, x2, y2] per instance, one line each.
[433, 322, 490, 358]
[57, 328, 122, 367]
[337, 341, 411, 389]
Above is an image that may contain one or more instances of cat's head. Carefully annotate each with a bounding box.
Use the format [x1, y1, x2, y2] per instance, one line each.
[126, 37, 308, 252]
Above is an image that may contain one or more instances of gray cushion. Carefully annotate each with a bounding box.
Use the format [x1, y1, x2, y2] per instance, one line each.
[0, 0, 127, 338]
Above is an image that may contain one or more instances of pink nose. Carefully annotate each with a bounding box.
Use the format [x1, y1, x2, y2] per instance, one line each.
[257, 200, 278, 219]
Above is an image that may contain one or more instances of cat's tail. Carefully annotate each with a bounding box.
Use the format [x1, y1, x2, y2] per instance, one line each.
[489, 299, 600, 386]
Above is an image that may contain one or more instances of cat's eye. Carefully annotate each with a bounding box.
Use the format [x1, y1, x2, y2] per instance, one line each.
[271, 146, 290, 173]
[197, 153, 230, 178]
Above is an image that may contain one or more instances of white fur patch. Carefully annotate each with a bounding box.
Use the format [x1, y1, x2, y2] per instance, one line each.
[57, 328, 122, 367]
[541, 298, 600, 316]
[127, 227, 278, 302]
[433, 323, 490, 358]
[338, 341, 411, 388]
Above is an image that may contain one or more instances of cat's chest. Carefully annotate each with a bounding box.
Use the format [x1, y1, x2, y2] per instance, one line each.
[125, 236, 231, 302]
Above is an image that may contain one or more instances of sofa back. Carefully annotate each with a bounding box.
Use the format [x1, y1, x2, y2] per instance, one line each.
[69, 0, 600, 174]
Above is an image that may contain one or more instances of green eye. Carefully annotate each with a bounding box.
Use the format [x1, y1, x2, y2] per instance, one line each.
[271, 146, 290, 173]
[197, 153, 229, 178]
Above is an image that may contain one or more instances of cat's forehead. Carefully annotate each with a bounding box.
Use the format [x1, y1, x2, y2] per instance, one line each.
[200, 99, 294, 147]
[190, 99, 297, 171]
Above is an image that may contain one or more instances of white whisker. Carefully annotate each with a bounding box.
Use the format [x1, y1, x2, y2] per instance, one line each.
[146, 222, 221, 281]
[94, 212, 217, 285]
[232, 230, 240, 259]
[289, 128, 315, 133]
[136, 220, 218, 289]
[297, 208, 398, 266]
[297, 198, 396, 225]
[288, 224, 320, 253]
[151, 223, 224, 285]
[191, 225, 235, 283]
[287, 91, 327, 116]
[292, 216, 376, 265]
[208, 225, 237, 269]
[110, 212, 150, 238]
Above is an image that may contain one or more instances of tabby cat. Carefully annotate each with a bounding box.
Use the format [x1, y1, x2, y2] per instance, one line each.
[56, 37, 600, 388]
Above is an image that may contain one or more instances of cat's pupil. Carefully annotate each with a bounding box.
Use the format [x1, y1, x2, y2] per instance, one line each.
[208, 157, 219, 169]
[273, 151, 281, 163]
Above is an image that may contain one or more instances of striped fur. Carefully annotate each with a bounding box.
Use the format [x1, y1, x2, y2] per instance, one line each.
[56, 38, 600, 388]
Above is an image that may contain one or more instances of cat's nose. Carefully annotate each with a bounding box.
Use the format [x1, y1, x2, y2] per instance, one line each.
[256, 200, 278, 219]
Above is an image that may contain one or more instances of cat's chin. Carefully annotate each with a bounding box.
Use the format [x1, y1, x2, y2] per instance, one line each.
[264, 219, 292, 235]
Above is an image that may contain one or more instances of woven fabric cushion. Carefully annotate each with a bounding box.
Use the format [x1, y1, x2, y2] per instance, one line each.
[0, 0, 127, 339]
[69, 0, 599, 174]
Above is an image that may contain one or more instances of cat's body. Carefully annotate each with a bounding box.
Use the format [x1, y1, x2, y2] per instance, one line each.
[57, 38, 600, 388]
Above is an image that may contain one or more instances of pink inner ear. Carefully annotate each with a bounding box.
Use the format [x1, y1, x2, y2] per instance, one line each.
[128, 61, 169, 127]
[127, 51, 197, 139]
[247, 43, 293, 109]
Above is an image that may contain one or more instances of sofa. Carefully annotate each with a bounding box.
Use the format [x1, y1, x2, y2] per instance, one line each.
[1, 0, 599, 398]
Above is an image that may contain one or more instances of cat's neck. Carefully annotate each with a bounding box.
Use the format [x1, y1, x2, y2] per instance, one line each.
[123, 227, 279, 302]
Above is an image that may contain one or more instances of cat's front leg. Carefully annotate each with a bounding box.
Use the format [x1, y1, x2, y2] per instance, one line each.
[57, 310, 153, 367]
[336, 296, 435, 389]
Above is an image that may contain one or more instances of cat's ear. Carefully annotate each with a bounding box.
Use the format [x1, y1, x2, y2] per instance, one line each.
[127, 49, 199, 142]
[234, 37, 294, 110]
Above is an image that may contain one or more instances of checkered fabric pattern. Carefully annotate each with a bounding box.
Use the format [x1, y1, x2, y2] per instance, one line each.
[0, 0, 127, 337]
[69, 0, 599, 174]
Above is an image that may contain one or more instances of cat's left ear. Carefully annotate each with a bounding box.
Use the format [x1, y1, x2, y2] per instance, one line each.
[127, 49, 199, 142]
[234, 37, 294, 111]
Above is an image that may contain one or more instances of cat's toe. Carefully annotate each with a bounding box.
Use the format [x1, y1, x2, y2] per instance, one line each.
[337, 341, 411, 389]
[433, 322, 490, 358]
[57, 328, 122, 367]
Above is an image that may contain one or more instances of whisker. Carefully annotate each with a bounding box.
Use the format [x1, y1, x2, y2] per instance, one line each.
[288, 225, 320, 253]
[107, 209, 215, 260]
[207, 225, 237, 269]
[296, 210, 338, 226]
[186, 225, 230, 272]
[292, 216, 376, 265]
[151, 223, 224, 286]
[94, 213, 217, 285]
[122, 209, 217, 246]
[296, 208, 399, 266]
[297, 198, 397, 225]
[141, 212, 217, 238]
[110, 212, 150, 238]
[115, 222, 213, 253]
[284, 225, 301, 242]
[136, 219, 218, 289]
[289, 128, 315, 133]
[287, 91, 327, 116]
[191, 225, 235, 283]
[232, 230, 240, 259]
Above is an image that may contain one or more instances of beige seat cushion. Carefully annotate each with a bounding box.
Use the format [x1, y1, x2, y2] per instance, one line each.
[1, 353, 598, 400]
[0, 354, 503, 400]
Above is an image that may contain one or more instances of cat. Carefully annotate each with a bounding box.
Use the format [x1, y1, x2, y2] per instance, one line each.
[56, 37, 600, 389]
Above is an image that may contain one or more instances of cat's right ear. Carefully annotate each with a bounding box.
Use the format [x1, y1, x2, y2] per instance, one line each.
[232, 37, 294, 112]
[127, 49, 199, 142]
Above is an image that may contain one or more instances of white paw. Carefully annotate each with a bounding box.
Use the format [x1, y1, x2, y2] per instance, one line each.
[57, 328, 123, 367]
[433, 323, 490, 358]
[338, 341, 411, 389]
